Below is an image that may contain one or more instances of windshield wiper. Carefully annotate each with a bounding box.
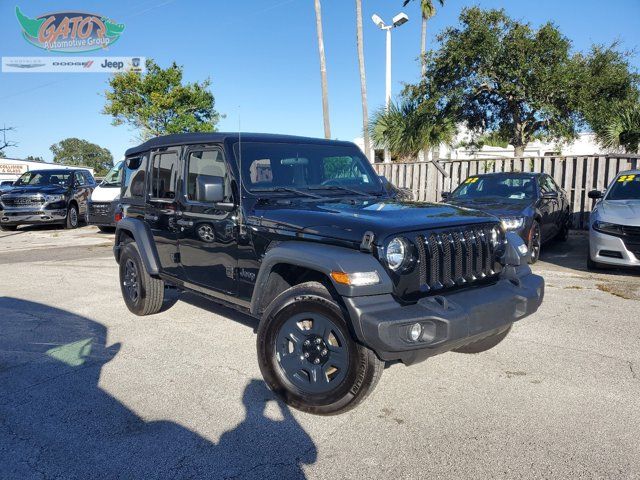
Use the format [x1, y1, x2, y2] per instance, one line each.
[251, 186, 322, 199]
[308, 185, 375, 197]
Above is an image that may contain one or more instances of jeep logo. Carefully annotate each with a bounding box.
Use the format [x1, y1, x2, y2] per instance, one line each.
[101, 60, 124, 69]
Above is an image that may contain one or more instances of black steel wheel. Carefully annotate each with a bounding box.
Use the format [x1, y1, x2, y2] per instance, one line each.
[529, 221, 541, 264]
[119, 241, 165, 315]
[257, 282, 384, 415]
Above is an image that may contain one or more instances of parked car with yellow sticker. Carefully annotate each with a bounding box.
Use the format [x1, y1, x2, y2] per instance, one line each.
[587, 171, 640, 270]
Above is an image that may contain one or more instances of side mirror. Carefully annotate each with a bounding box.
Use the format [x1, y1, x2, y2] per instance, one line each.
[441, 191, 451, 200]
[196, 175, 225, 203]
[588, 190, 603, 199]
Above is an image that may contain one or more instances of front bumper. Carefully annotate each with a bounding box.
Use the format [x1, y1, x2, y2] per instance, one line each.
[0, 207, 67, 225]
[589, 228, 640, 267]
[87, 200, 117, 227]
[345, 265, 544, 365]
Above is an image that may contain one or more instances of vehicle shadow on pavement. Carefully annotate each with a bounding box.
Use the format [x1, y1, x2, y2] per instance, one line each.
[0, 297, 317, 479]
[179, 292, 259, 331]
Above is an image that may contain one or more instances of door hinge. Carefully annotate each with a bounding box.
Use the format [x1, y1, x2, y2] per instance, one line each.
[360, 231, 375, 252]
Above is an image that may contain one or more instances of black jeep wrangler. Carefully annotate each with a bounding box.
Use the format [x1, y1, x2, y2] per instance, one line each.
[114, 133, 544, 415]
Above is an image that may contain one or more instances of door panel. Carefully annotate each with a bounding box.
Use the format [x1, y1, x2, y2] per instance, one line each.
[177, 147, 238, 294]
[147, 149, 181, 277]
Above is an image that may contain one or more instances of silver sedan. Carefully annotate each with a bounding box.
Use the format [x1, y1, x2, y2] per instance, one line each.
[587, 170, 640, 269]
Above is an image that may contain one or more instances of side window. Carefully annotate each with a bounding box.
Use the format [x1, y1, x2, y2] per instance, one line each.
[150, 151, 179, 199]
[185, 149, 232, 202]
[123, 155, 147, 199]
[83, 171, 95, 185]
[74, 171, 86, 186]
[539, 175, 554, 194]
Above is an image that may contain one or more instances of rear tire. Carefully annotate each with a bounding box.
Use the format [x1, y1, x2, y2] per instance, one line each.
[257, 281, 384, 415]
[119, 242, 165, 315]
[0, 225, 18, 231]
[453, 324, 512, 354]
[65, 204, 79, 229]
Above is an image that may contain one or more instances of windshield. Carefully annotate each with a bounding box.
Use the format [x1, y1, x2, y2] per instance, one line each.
[235, 142, 383, 195]
[100, 161, 124, 187]
[451, 174, 536, 201]
[14, 170, 72, 187]
[606, 173, 640, 200]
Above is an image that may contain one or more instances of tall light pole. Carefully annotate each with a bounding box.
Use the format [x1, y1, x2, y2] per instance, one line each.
[372, 12, 409, 163]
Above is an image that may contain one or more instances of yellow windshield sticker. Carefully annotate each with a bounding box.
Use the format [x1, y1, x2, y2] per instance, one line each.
[618, 174, 636, 182]
[465, 177, 479, 184]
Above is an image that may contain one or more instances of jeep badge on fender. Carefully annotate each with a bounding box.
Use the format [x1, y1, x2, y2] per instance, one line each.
[113, 132, 544, 415]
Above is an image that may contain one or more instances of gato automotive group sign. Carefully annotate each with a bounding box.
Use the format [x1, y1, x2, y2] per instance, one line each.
[15, 6, 125, 53]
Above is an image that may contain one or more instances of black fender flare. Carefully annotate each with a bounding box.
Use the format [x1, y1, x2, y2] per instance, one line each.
[249, 241, 393, 317]
[114, 217, 161, 275]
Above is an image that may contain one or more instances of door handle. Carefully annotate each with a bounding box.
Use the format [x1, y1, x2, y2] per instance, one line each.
[176, 219, 193, 227]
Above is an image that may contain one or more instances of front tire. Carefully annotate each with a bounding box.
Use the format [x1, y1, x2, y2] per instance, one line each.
[119, 242, 165, 315]
[257, 282, 384, 415]
[65, 204, 79, 229]
[528, 221, 541, 264]
[453, 324, 512, 354]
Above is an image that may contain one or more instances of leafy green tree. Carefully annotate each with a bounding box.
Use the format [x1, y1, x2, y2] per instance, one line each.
[25, 155, 44, 162]
[405, 7, 581, 157]
[403, 0, 445, 76]
[572, 44, 640, 150]
[50, 138, 113, 176]
[103, 59, 220, 141]
[601, 104, 640, 153]
[370, 97, 456, 160]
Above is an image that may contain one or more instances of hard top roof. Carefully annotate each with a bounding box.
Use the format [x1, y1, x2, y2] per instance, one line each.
[124, 132, 356, 157]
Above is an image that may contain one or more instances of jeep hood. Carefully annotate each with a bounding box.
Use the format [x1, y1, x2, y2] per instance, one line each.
[251, 199, 497, 244]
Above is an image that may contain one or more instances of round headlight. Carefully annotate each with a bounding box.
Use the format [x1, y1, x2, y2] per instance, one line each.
[386, 237, 408, 271]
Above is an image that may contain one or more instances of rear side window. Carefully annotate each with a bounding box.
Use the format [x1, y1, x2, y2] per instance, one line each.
[122, 155, 148, 199]
[83, 171, 95, 184]
[150, 152, 179, 199]
[185, 149, 232, 202]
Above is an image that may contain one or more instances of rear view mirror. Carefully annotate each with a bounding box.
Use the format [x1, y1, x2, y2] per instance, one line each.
[196, 175, 224, 203]
[588, 190, 603, 199]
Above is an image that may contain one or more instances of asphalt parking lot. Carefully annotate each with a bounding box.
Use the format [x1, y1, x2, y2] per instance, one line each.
[1, 226, 639, 479]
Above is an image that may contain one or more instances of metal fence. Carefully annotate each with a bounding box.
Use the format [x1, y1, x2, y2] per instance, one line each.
[373, 156, 640, 229]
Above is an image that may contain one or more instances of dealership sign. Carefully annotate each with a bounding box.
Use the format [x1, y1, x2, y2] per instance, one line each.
[15, 6, 125, 53]
[0, 163, 27, 175]
[2, 57, 146, 73]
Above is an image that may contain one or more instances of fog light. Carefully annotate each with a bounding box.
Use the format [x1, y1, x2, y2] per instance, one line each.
[409, 323, 422, 342]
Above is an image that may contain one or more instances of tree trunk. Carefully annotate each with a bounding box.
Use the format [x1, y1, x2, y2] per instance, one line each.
[314, 0, 331, 139]
[355, 0, 370, 161]
[421, 17, 427, 77]
[513, 144, 525, 158]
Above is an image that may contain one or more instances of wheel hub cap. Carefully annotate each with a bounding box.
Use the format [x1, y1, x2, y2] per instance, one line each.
[301, 335, 329, 366]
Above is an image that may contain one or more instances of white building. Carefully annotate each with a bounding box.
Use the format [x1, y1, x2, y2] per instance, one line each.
[0, 158, 95, 182]
[354, 132, 607, 163]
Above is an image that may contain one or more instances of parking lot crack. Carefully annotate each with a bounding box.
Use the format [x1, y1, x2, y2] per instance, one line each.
[629, 361, 638, 381]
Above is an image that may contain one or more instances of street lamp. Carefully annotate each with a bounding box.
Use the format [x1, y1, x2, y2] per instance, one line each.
[372, 12, 409, 163]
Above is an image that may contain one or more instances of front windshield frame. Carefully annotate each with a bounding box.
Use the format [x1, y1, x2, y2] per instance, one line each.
[100, 160, 124, 187]
[232, 141, 385, 197]
[450, 174, 538, 201]
[13, 170, 73, 187]
[605, 173, 640, 201]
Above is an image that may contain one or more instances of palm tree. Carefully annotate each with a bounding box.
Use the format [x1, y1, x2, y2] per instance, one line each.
[314, 0, 331, 139]
[369, 97, 456, 160]
[355, 0, 371, 160]
[403, 0, 445, 77]
[601, 104, 640, 154]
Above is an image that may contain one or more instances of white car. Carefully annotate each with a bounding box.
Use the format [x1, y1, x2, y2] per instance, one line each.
[87, 160, 123, 232]
[587, 170, 640, 270]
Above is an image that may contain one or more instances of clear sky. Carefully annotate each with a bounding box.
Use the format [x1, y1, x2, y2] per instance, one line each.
[1, 0, 639, 163]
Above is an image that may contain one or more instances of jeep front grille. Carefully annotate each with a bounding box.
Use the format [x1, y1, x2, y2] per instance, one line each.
[415, 224, 502, 292]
